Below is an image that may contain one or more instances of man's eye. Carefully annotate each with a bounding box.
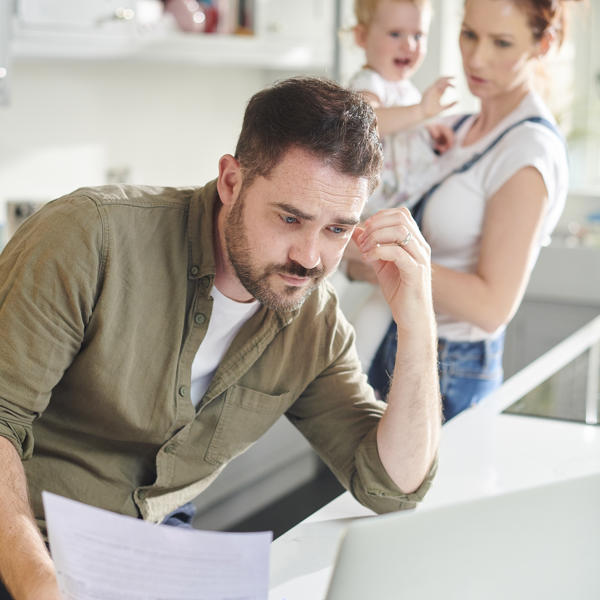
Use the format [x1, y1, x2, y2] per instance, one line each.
[329, 226, 347, 235]
[389, 31, 401, 38]
[495, 39, 512, 48]
[283, 215, 298, 224]
[461, 29, 476, 40]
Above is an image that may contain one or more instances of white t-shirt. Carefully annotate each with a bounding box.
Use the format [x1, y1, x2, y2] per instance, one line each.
[348, 68, 436, 217]
[416, 91, 568, 342]
[190, 286, 260, 407]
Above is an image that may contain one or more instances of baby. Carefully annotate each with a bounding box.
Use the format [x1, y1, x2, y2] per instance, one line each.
[350, 0, 455, 215]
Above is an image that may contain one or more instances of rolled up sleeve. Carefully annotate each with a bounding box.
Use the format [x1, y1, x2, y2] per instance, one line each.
[0, 399, 37, 459]
[352, 428, 438, 512]
[286, 308, 437, 514]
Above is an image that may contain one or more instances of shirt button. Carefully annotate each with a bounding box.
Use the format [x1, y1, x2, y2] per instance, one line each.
[137, 490, 147, 500]
[200, 276, 210, 289]
[194, 312, 206, 325]
[189, 265, 200, 277]
[164, 443, 177, 454]
[178, 385, 187, 397]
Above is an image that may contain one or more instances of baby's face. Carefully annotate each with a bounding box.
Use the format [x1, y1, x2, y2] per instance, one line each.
[356, 0, 431, 82]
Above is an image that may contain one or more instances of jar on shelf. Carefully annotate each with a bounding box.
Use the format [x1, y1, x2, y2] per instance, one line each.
[164, 0, 218, 33]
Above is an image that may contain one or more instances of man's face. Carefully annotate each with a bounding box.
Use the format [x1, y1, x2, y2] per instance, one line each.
[223, 147, 368, 311]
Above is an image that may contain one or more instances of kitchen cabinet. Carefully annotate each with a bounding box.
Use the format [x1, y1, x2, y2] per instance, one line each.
[10, 0, 336, 71]
[504, 243, 600, 378]
[504, 299, 600, 378]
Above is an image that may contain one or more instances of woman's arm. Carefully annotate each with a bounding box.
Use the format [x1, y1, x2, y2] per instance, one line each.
[432, 166, 548, 333]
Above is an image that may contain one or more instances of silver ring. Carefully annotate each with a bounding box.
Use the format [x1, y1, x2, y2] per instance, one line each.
[396, 231, 412, 247]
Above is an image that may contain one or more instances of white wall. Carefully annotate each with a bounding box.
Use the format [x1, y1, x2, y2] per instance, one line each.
[0, 59, 273, 218]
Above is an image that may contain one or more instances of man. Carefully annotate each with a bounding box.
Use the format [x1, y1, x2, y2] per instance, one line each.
[0, 76, 441, 600]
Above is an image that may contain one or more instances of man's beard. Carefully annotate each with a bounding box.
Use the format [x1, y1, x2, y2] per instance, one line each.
[224, 194, 326, 312]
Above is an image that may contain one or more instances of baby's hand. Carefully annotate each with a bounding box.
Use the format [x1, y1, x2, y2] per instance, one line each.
[420, 76, 456, 119]
[427, 122, 455, 154]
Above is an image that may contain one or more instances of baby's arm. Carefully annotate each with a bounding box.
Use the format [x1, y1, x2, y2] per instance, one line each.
[362, 76, 455, 137]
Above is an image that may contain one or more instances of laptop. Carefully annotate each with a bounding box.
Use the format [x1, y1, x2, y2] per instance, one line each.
[325, 472, 600, 600]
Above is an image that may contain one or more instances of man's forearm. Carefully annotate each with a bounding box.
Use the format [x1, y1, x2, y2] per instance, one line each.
[0, 436, 61, 600]
[376, 334, 441, 494]
[351, 207, 442, 496]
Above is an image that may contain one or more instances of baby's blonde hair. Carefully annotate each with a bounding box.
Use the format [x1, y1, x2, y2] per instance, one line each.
[354, 0, 431, 27]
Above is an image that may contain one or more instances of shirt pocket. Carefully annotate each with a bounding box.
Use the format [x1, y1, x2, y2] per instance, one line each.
[204, 385, 292, 466]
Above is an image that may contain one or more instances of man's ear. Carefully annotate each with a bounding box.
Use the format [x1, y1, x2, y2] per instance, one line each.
[353, 24, 367, 49]
[216, 154, 242, 207]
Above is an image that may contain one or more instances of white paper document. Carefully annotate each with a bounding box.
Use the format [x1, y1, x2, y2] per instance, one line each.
[42, 492, 272, 600]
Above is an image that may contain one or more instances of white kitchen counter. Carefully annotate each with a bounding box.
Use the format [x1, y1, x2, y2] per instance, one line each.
[269, 315, 600, 599]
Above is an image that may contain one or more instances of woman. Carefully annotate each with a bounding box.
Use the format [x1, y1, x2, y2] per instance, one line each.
[348, 0, 580, 420]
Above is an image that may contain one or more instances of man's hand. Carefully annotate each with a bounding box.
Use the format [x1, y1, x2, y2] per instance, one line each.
[352, 207, 441, 494]
[352, 207, 435, 342]
[420, 76, 456, 120]
[343, 238, 379, 284]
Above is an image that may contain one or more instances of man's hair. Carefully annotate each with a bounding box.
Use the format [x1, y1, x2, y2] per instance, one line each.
[354, 0, 430, 27]
[234, 76, 382, 193]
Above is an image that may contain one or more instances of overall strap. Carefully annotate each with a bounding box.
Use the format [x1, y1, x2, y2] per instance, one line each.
[411, 115, 564, 228]
[451, 113, 472, 132]
[432, 113, 472, 156]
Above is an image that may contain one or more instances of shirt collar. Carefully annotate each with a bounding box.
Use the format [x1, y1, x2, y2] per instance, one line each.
[187, 178, 219, 282]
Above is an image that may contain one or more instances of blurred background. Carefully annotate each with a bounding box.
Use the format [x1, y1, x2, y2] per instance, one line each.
[0, 0, 598, 535]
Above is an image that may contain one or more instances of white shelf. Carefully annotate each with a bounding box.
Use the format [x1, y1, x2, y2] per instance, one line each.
[11, 26, 334, 71]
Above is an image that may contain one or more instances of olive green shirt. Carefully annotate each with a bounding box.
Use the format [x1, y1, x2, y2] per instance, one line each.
[0, 181, 435, 534]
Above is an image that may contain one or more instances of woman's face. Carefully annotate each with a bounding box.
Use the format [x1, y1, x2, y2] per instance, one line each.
[460, 0, 543, 100]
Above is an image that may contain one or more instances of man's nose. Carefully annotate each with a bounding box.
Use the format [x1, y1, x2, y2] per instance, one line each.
[289, 235, 322, 271]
